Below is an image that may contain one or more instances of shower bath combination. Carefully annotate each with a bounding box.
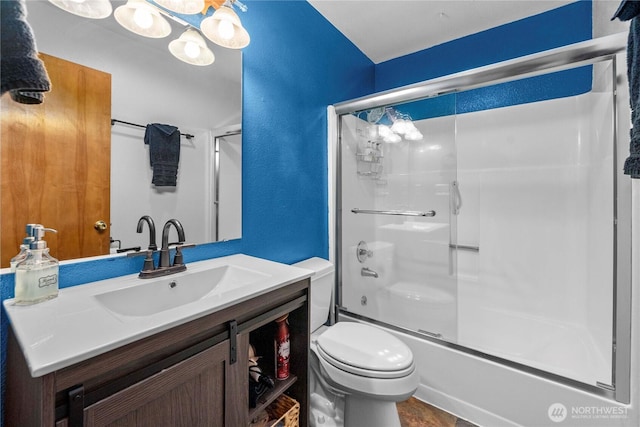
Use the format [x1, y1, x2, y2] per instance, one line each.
[332, 32, 633, 425]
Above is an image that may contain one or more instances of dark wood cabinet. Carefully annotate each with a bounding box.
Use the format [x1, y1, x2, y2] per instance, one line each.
[6, 278, 310, 427]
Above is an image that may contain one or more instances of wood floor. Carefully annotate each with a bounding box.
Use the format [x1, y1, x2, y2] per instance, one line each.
[397, 397, 478, 427]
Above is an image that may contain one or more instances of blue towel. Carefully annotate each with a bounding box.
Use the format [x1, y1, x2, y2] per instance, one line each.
[613, 0, 640, 178]
[0, 0, 51, 104]
[144, 123, 181, 187]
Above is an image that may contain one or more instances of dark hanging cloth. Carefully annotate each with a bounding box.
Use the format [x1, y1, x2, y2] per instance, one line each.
[0, 0, 51, 104]
[144, 123, 181, 187]
[613, 0, 640, 178]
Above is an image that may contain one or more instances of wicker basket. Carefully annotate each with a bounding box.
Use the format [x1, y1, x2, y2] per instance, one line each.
[265, 394, 300, 427]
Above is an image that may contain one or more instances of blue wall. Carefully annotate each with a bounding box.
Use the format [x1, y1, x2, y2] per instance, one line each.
[240, 0, 374, 263]
[0, 0, 593, 423]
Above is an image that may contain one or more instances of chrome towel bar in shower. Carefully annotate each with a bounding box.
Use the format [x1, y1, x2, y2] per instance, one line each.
[351, 208, 436, 217]
[449, 244, 480, 252]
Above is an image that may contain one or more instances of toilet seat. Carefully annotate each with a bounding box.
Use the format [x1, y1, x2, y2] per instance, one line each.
[316, 322, 415, 379]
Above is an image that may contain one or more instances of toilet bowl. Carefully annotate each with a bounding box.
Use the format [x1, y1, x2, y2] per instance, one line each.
[293, 258, 419, 427]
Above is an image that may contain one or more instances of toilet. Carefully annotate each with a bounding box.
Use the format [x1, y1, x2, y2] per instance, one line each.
[293, 257, 419, 427]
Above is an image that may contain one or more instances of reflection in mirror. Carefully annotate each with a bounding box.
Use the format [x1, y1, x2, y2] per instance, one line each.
[1, 0, 241, 266]
[214, 130, 242, 241]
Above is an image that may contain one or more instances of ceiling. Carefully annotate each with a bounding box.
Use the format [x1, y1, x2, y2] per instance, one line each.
[308, 0, 577, 64]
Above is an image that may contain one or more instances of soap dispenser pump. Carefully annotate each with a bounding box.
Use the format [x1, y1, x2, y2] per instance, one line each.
[14, 224, 59, 305]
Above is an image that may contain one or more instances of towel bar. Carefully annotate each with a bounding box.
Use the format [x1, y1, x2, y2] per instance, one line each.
[449, 244, 480, 252]
[111, 119, 194, 140]
[351, 208, 436, 217]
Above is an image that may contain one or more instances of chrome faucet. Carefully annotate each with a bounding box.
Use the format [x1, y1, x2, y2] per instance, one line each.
[361, 267, 379, 278]
[136, 215, 157, 251]
[159, 219, 186, 268]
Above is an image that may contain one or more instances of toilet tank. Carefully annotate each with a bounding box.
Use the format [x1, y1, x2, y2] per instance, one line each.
[293, 257, 334, 332]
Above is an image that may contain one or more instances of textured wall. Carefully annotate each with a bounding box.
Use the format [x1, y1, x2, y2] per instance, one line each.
[239, 0, 374, 264]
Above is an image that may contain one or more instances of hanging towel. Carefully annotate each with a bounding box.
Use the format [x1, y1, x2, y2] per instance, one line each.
[144, 123, 181, 187]
[613, 0, 640, 178]
[0, 0, 51, 104]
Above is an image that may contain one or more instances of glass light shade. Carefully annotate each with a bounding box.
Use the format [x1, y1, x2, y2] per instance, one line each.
[200, 5, 250, 49]
[114, 0, 172, 38]
[48, 0, 112, 19]
[169, 28, 215, 66]
[404, 131, 424, 141]
[384, 133, 402, 144]
[154, 0, 205, 15]
[378, 125, 393, 138]
[391, 119, 410, 135]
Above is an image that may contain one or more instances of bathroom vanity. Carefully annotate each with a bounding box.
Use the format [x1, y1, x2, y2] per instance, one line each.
[4, 255, 311, 426]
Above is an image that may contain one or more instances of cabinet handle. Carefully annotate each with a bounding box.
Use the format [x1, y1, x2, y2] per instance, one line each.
[68, 385, 85, 427]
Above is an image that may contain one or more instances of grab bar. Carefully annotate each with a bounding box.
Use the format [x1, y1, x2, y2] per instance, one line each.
[449, 244, 480, 252]
[351, 208, 436, 217]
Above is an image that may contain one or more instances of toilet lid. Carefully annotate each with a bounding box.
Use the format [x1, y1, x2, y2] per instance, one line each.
[316, 322, 414, 378]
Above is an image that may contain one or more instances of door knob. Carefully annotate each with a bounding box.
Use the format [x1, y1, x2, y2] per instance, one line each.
[94, 220, 108, 231]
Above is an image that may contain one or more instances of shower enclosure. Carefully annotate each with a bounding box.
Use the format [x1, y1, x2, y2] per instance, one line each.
[334, 33, 631, 404]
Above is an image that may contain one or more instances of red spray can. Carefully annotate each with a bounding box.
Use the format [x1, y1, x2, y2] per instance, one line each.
[274, 314, 290, 380]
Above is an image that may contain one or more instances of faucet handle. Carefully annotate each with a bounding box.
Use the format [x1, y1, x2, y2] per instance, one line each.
[173, 247, 184, 266]
[172, 243, 196, 266]
[141, 250, 156, 272]
[356, 241, 373, 263]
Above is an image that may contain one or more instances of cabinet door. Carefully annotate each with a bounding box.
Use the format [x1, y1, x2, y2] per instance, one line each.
[84, 340, 229, 427]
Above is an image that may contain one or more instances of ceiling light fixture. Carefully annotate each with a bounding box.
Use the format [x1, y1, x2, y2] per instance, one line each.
[114, 0, 172, 38]
[154, 0, 205, 15]
[169, 28, 215, 66]
[200, 2, 250, 49]
[48, 0, 251, 67]
[47, 0, 112, 19]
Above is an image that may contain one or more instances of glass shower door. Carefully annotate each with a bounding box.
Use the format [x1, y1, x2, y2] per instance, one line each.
[339, 99, 459, 341]
[338, 58, 619, 390]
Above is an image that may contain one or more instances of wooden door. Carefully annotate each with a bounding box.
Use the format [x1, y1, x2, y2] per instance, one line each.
[1, 53, 111, 266]
[84, 340, 230, 427]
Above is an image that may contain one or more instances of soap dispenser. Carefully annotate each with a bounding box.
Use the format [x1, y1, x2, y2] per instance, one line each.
[14, 224, 59, 305]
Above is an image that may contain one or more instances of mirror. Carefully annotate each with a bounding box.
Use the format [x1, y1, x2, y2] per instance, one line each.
[2, 0, 242, 263]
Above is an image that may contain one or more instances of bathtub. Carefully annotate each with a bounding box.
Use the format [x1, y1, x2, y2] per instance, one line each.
[339, 309, 633, 427]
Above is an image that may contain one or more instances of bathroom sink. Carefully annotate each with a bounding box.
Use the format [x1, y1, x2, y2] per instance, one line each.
[94, 264, 270, 318]
[3, 254, 313, 377]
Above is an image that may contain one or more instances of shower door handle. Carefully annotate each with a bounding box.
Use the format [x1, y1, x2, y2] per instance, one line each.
[451, 181, 462, 215]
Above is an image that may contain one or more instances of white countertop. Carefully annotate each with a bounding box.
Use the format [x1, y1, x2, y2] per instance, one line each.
[3, 254, 312, 377]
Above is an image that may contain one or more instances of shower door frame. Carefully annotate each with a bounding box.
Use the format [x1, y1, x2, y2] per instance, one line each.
[332, 32, 632, 404]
